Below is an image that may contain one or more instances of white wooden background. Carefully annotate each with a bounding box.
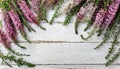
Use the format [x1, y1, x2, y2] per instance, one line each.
[0, 0, 120, 69]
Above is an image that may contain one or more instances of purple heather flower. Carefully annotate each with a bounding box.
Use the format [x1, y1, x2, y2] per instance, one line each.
[17, 0, 38, 25]
[3, 11, 17, 41]
[116, 0, 120, 3]
[77, 3, 93, 19]
[8, 9, 30, 43]
[0, 29, 11, 48]
[8, 9, 25, 34]
[102, 0, 120, 29]
[93, 9, 106, 27]
[31, 0, 41, 13]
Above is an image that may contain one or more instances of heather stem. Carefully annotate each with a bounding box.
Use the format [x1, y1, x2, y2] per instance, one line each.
[8, 48, 30, 56]
[75, 18, 80, 34]
[81, 27, 97, 40]
[19, 30, 31, 43]
[13, 39, 26, 49]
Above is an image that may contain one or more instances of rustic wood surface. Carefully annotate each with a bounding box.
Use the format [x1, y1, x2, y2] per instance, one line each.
[0, 0, 120, 69]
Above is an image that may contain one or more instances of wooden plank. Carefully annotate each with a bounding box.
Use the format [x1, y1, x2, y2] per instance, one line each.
[0, 43, 119, 64]
[0, 65, 120, 69]
[17, 23, 104, 42]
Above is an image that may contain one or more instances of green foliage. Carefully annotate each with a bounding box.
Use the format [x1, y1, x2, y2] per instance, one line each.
[0, 50, 35, 68]
[49, 4, 61, 25]
[106, 48, 120, 66]
[5, 55, 35, 67]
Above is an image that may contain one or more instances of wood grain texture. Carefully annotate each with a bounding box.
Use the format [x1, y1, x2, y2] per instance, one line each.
[0, 65, 120, 69]
[0, 0, 119, 69]
[0, 43, 120, 69]
[0, 43, 120, 64]
[17, 23, 103, 42]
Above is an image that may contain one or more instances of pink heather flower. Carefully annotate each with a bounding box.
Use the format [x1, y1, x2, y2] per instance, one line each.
[77, 3, 93, 19]
[8, 9, 25, 34]
[102, 1, 120, 29]
[31, 0, 41, 13]
[3, 12, 17, 41]
[0, 29, 11, 48]
[17, 0, 38, 25]
[93, 9, 106, 27]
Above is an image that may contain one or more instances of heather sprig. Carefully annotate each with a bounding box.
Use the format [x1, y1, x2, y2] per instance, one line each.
[17, 0, 45, 30]
[3, 13, 26, 49]
[3, 11, 17, 43]
[0, 0, 27, 49]
[8, 9, 30, 43]
[84, 7, 99, 31]
[95, 5, 120, 49]
[105, 30, 120, 65]
[0, 50, 35, 68]
[63, 0, 86, 25]
[0, 28, 26, 56]
[4, 55, 35, 67]
[75, 2, 94, 34]
[93, 9, 107, 27]
[0, 50, 12, 67]
[102, 1, 120, 29]
[106, 48, 120, 66]
[0, 28, 33, 68]
[17, 0, 38, 25]
[11, 0, 36, 32]
[84, 0, 109, 31]
[94, 6, 120, 66]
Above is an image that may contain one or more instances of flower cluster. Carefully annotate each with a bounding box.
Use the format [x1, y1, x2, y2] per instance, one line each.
[93, 9, 106, 27]
[31, 0, 41, 13]
[8, 9, 24, 33]
[102, 0, 120, 29]
[3, 11, 17, 42]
